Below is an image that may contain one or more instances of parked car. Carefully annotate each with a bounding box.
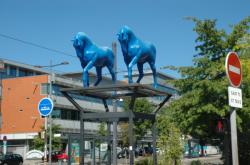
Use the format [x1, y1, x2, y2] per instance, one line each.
[117, 148, 129, 159]
[117, 147, 139, 159]
[0, 153, 23, 165]
[42, 151, 68, 162]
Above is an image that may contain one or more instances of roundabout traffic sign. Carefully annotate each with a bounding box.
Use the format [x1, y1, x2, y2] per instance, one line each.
[225, 52, 242, 88]
[38, 97, 54, 117]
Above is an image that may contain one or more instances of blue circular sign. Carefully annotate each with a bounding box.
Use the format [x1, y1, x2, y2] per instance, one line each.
[38, 97, 54, 117]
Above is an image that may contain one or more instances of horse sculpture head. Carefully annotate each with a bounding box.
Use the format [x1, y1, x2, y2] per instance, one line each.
[72, 32, 92, 50]
[117, 26, 135, 44]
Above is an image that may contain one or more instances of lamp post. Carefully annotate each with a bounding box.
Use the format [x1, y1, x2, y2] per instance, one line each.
[36, 61, 69, 165]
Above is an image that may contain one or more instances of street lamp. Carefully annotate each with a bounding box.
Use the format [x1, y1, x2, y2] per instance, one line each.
[35, 60, 69, 165]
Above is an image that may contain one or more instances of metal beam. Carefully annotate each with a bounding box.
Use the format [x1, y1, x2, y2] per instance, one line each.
[152, 120, 157, 165]
[134, 112, 155, 121]
[61, 91, 85, 112]
[82, 112, 130, 121]
[153, 94, 172, 114]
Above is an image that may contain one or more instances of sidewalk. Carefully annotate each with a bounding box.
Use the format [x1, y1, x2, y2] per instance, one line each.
[181, 154, 223, 165]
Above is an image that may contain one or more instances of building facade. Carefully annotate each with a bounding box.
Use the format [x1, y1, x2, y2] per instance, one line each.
[0, 58, 177, 159]
[0, 59, 124, 158]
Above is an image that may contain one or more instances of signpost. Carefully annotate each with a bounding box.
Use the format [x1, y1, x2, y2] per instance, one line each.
[225, 52, 242, 165]
[38, 97, 53, 165]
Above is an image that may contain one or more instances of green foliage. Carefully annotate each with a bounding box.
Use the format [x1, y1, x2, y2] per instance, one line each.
[166, 16, 250, 163]
[32, 124, 62, 151]
[235, 34, 250, 163]
[157, 115, 183, 165]
[119, 122, 129, 146]
[167, 16, 250, 140]
[190, 160, 202, 165]
[135, 157, 153, 165]
[98, 122, 107, 136]
[122, 98, 154, 142]
[96, 122, 107, 147]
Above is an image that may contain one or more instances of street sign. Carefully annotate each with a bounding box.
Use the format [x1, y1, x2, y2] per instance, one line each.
[225, 52, 242, 88]
[38, 97, 54, 117]
[228, 86, 242, 108]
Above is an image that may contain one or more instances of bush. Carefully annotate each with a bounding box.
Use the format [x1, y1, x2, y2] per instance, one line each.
[191, 160, 202, 165]
[135, 157, 153, 165]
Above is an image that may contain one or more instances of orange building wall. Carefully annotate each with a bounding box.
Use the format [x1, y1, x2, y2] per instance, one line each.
[0, 75, 48, 134]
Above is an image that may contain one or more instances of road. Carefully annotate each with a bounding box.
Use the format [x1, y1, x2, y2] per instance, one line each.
[24, 154, 223, 165]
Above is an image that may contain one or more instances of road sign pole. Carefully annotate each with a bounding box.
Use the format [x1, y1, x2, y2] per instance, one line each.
[49, 60, 52, 165]
[230, 108, 239, 165]
[225, 52, 241, 165]
[112, 42, 118, 165]
[44, 117, 47, 165]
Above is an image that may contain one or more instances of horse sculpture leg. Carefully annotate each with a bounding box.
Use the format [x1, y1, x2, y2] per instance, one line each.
[83, 61, 94, 87]
[107, 64, 116, 84]
[82, 71, 89, 87]
[136, 63, 144, 83]
[148, 61, 157, 88]
[128, 56, 140, 84]
[94, 67, 102, 86]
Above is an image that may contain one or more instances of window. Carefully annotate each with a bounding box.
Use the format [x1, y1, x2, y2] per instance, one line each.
[41, 83, 49, 95]
[0, 70, 7, 79]
[19, 68, 33, 77]
[52, 108, 80, 121]
[9, 66, 17, 77]
[51, 109, 61, 119]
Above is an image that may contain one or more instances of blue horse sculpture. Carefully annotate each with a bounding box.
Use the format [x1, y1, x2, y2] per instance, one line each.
[117, 26, 157, 88]
[72, 32, 116, 87]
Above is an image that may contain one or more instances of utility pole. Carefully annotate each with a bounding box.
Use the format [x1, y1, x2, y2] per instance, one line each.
[35, 61, 69, 165]
[112, 42, 118, 165]
[49, 60, 53, 165]
[44, 118, 48, 165]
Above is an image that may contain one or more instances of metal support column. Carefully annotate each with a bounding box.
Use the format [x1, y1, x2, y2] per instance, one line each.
[112, 42, 118, 165]
[128, 94, 136, 165]
[129, 110, 134, 165]
[102, 99, 111, 165]
[61, 92, 86, 165]
[67, 135, 72, 165]
[93, 140, 96, 165]
[230, 108, 239, 165]
[152, 119, 157, 165]
[80, 110, 85, 165]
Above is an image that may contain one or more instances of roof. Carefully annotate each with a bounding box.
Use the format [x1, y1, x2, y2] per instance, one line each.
[0, 58, 49, 74]
[124, 70, 176, 80]
[60, 83, 172, 100]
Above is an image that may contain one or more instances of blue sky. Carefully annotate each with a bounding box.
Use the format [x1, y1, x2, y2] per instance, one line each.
[0, 0, 249, 78]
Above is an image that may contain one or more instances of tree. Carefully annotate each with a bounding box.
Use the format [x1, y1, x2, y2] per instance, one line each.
[166, 16, 250, 163]
[121, 98, 153, 143]
[32, 124, 62, 151]
[157, 115, 183, 165]
[235, 34, 250, 163]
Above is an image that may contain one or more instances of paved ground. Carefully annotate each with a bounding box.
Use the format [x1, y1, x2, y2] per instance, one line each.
[182, 154, 223, 165]
[24, 154, 223, 165]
